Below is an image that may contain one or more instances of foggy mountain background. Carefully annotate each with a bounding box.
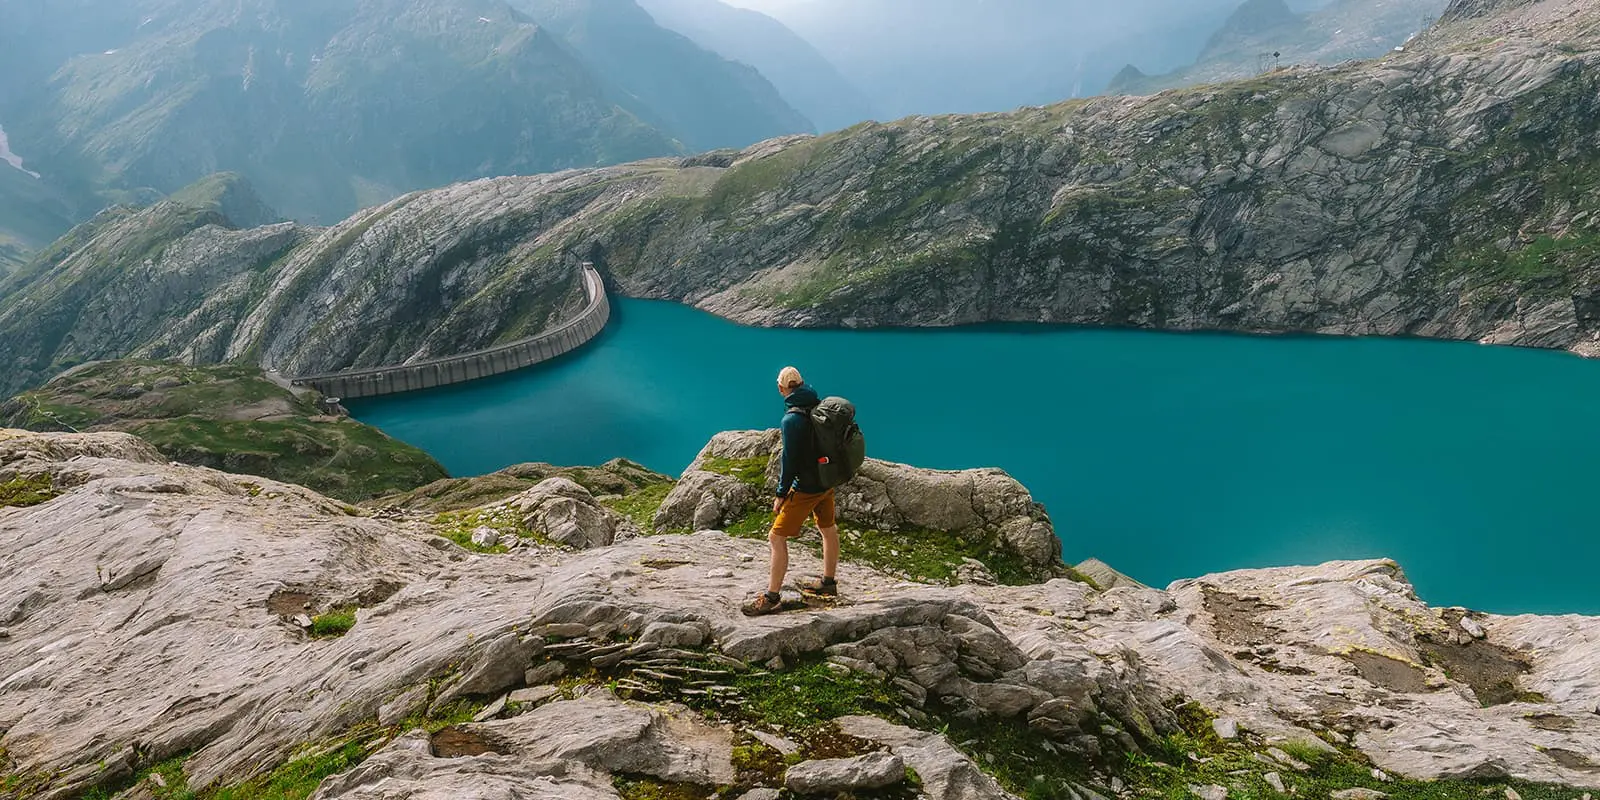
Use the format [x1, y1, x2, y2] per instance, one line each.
[0, 0, 1438, 275]
[716, 0, 1347, 118]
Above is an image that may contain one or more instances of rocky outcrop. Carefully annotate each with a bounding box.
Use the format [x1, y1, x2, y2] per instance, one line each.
[2, 428, 1596, 799]
[0, 360, 447, 501]
[654, 429, 1064, 581]
[375, 458, 670, 513]
[507, 478, 641, 549]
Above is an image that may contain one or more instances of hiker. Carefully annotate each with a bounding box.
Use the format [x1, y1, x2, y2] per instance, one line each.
[742, 367, 865, 617]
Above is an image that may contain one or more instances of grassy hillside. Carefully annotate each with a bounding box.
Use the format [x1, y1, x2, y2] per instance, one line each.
[0, 360, 447, 501]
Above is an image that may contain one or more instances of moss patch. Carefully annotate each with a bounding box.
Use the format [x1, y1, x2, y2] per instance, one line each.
[602, 482, 675, 532]
[700, 456, 770, 489]
[0, 474, 58, 508]
[1122, 702, 1578, 800]
[612, 775, 713, 800]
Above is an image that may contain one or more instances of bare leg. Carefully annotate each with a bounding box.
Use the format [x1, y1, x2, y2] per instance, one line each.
[820, 524, 840, 581]
[767, 531, 789, 595]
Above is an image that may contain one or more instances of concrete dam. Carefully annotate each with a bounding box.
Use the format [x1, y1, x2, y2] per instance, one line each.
[291, 264, 610, 400]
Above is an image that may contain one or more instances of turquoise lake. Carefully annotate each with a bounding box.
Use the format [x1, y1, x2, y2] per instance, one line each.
[351, 299, 1600, 616]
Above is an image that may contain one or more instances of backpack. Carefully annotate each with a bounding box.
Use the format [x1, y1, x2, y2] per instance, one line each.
[805, 396, 866, 489]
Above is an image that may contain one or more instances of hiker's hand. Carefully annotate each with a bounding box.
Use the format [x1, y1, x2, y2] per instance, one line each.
[773, 496, 783, 513]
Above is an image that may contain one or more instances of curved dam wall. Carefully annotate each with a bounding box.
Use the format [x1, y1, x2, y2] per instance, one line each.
[292, 265, 609, 400]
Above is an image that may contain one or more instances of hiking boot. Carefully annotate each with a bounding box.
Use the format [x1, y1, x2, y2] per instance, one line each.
[741, 591, 784, 617]
[797, 575, 838, 596]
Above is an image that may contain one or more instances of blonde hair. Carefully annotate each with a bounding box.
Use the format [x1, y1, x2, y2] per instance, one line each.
[777, 366, 804, 390]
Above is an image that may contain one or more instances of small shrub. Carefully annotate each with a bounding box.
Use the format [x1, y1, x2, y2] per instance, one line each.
[309, 608, 356, 638]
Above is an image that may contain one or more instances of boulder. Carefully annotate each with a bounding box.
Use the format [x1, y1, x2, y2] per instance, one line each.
[506, 478, 633, 550]
[785, 752, 906, 794]
[658, 430, 1065, 578]
[838, 715, 1021, 800]
[654, 471, 761, 532]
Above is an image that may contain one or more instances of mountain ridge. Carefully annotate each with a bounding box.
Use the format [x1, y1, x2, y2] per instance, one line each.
[1, 0, 1598, 397]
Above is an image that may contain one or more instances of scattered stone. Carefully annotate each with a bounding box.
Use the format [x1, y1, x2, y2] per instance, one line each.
[291, 614, 312, 628]
[1330, 789, 1388, 800]
[524, 661, 567, 686]
[748, 729, 801, 756]
[470, 527, 499, 548]
[1503, 789, 1520, 800]
[1212, 717, 1239, 739]
[1371, 768, 1390, 782]
[0, 628, 8, 639]
[736, 790, 782, 800]
[785, 753, 906, 794]
[706, 568, 735, 579]
[956, 558, 998, 586]
[1189, 784, 1228, 800]
[537, 623, 590, 639]
[148, 772, 168, 789]
[1459, 616, 1487, 639]
[507, 685, 560, 710]
[473, 695, 508, 722]
[1264, 772, 1286, 794]
[1267, 748, 1310, 771]
[1112, 776, 1126, 793]
[739, 554, 755, 563]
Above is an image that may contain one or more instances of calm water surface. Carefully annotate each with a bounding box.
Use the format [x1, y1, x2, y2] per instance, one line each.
[351, 299, 1600, 615]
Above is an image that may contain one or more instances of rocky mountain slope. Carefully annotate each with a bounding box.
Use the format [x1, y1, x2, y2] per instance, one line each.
[7, 0, 1600, 393]
[1, 426, 1596, 800]
[0, 360, 446, 501]
[636, 0, 879, 132]
[0, 172, 593, 396]
[0, 0, 813, 238]
[1110, 0, 1451, 95]
[511, 0, 815, 151]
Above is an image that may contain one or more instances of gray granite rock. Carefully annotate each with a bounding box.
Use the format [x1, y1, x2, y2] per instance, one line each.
[785, 752, 906, 794]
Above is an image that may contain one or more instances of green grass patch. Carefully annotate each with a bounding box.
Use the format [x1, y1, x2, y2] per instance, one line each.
[720, 507, 1053, 586]
[1449, 233, 1600, 295]
[309, 607, 356, 639]
[941, 715, 1093, 800]
[700, 456, 770, 489]
[0, 474, 59, 508]
[731, 661, 900, 734]
[612, 775, 714, 800]
[430, 505, 532, 553]
[128, 416, 446, 502]
[602, 482, 675, 532]
[207, 739, 368, 800]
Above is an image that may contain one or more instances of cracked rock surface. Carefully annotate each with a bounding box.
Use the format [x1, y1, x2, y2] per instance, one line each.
[1, 428, 1596, 799]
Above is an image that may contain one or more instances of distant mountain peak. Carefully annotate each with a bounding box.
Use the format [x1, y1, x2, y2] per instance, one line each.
[1212, 0, 1300, 46]
[167, 173, 282, 230]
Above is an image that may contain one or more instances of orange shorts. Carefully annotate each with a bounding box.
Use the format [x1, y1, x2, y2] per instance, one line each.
[771, 489, 837, 539]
